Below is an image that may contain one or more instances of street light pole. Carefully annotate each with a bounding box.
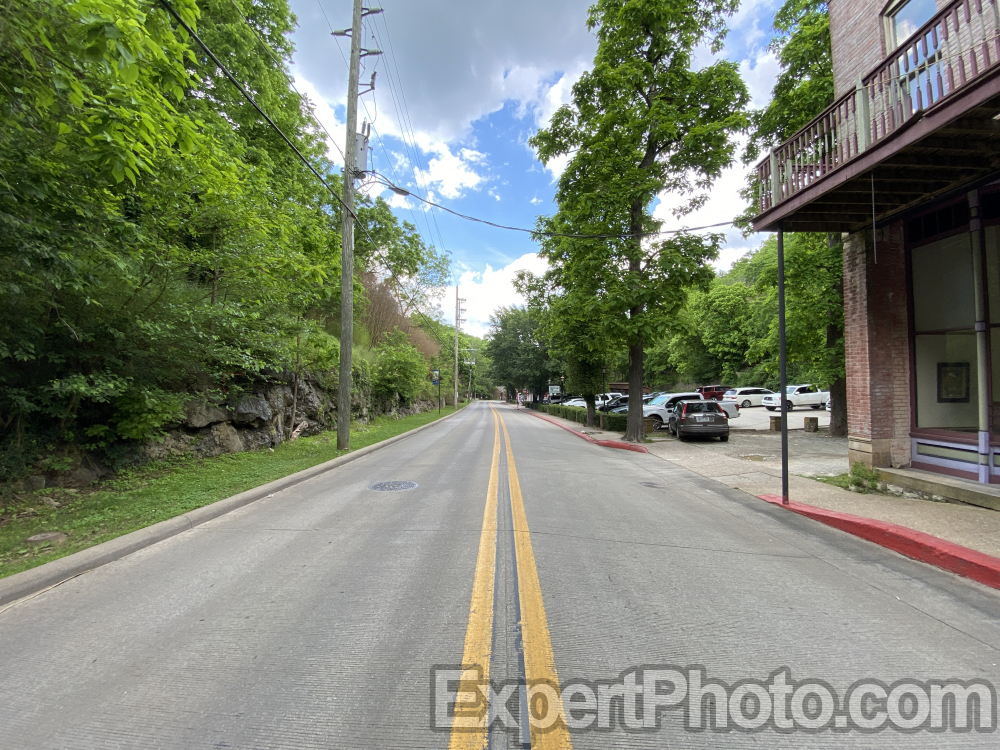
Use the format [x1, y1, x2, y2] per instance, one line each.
[601, 366, 607, 431]
[777, 221, 790, 505]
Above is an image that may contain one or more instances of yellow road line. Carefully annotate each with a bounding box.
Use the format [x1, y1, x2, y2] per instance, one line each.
[448, 408, 500, 750]
[498, 410, 573, 750]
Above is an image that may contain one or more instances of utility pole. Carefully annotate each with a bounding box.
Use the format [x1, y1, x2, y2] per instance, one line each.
[334, 2, 380, 450]
[455, 287, 466, 408]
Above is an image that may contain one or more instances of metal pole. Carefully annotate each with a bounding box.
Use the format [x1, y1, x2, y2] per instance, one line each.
[601, 366, 607, 431]
[336, 0, 364, 451]
[777, 222, 790, 504]
[454, 286, 459, 409]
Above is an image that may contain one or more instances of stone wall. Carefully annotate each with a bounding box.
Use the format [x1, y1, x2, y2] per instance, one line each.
[15, 375, 436, 490]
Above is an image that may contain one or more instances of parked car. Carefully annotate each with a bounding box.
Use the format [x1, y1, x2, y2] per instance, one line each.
[600, 395, 627, 412]
[722, 387, 775, 408]
[762, 384, 830, 411]
[696, 385, 731, 401]
[642, 392, 704, 428]
[668, 399, 730, 441]
[562, 398, 586, 407]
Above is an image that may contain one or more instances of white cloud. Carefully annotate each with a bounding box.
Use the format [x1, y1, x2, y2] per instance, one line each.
[292, 73, 346, 166]
[413, 142, 487, 199]
[740, 49, 781, 109]
[450, 253, 550, 336]
[530, 196, 543, 205]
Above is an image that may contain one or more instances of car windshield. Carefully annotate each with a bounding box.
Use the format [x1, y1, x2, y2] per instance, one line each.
[725, 389, 737, 395]
[786, 386, 797, 394]
[649, 395, 668, 405]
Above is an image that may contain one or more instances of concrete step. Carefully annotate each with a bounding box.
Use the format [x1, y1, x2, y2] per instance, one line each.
[878, 467, 1000, 513]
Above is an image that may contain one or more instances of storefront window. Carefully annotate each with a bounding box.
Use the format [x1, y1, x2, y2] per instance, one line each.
[912, 233, 977, 429]
[914, 333, 978, 429]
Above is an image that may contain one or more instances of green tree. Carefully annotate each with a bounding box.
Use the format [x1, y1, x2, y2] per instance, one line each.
[531, 0, 748, 441]
[0, 0, 449, 477]
[742, 0, 845, 434]
[484, 307, 552, 402]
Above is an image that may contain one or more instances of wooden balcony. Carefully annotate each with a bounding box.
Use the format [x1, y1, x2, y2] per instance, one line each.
[752, 0, 1000, 233]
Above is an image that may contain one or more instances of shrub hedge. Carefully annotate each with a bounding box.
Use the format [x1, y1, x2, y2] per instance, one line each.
[538, 404, 628, 432]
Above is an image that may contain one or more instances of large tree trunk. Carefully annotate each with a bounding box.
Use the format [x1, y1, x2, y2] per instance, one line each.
[623, 190, 648, 443]
[828, 373, 847, 437]
[623, 340, 645, 442]
[584, 394, 596, 428]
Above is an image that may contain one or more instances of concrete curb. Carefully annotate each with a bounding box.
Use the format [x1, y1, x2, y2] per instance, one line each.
[522, 409, 649, 454]
[0, 405, 470, 608]
[758, 494, 1000, 590]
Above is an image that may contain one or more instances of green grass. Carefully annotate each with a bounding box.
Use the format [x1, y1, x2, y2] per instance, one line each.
[815, 462, 884, 494]
[0, 405, 466, 580]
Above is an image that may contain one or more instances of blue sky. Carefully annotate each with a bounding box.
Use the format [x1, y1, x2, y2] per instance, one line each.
[286, 0, 783, 334]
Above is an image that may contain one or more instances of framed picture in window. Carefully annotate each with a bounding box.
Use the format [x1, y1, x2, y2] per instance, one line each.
[937, 362, 970, 403]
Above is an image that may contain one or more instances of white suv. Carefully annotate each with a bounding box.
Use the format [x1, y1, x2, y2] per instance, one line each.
[722, 387, 775, 408]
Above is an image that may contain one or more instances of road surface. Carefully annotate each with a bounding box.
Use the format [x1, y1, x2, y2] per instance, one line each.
[1, 402, 999, 748]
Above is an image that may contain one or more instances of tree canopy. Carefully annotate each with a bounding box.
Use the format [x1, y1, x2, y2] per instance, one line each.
[530, 0, 748, 440]
[0, 0, 448, 477]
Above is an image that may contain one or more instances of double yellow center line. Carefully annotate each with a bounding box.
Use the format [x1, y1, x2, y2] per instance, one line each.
[449, 406, 572, 750]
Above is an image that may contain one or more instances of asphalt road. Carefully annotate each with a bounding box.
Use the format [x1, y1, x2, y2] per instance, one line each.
[2, 402, 1000, 748]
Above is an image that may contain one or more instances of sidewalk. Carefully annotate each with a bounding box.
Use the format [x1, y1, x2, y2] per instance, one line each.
[527, 408, 1000, 561]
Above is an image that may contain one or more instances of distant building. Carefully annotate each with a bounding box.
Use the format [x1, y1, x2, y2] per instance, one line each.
[608, 382, 650, 396]
[752, 0, 1000, 484]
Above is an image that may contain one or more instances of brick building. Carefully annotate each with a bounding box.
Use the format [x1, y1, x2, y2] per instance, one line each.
[752, 0, 1000, 484]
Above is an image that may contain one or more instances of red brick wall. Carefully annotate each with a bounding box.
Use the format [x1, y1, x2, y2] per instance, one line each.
[843, 222, 911, 467]
[829, 0, 886, 97]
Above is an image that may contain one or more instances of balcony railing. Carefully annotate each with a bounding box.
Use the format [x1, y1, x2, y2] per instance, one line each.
[756, 0, 1000, 216]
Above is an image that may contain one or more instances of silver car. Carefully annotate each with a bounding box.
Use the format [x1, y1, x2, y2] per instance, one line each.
[668, 399, 730, 441]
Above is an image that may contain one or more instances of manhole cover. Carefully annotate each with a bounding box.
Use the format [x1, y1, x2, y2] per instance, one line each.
[368, 480, 418, 492]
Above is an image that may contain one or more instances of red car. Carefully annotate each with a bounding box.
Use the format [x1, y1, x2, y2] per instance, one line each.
[696, 385, 731, 401]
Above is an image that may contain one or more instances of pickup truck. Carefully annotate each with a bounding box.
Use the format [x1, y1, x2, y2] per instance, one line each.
[762, 384, 830, 411]
[643, 392, 740, 428]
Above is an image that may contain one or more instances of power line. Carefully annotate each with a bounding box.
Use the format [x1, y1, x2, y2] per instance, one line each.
[226, 0, 346, 164]
[160, 0, 354, 219]
[161, 0, 455, 351]
[374, 12, 450, 261]
[323, 4, 442, 259]
[369, 173, 735, 240]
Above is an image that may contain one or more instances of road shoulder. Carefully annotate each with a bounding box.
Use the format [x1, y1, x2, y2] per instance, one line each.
[0, 403, 470, 608]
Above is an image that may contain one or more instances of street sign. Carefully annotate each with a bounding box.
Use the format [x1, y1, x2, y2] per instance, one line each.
[431, 369, 440, 385]
[549, 385, 560, 395]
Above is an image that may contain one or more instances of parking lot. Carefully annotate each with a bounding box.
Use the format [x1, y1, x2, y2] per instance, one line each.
[729, 404, 830, 431]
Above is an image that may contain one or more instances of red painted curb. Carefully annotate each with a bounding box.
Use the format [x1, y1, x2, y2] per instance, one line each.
[519, 409, 649, 454]
[758, 494, 1000, 590]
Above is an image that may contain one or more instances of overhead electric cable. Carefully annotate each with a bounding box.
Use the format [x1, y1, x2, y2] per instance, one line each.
[161, 0, 455, 350]
[370, 174, 735, 239]
[227, 0, 346, 164]
[370, 14, 450, 256]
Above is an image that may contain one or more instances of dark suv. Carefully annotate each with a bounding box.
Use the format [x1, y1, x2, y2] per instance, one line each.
[696, 385, 731, 401]
[669, 400, 730, 441]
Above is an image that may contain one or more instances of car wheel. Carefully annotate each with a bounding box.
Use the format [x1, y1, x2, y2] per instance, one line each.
[719, 434, 729, 442]
[765, 406, 775, 411]
[784, 401, 793, 411]
[741, 399, 752, 408]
